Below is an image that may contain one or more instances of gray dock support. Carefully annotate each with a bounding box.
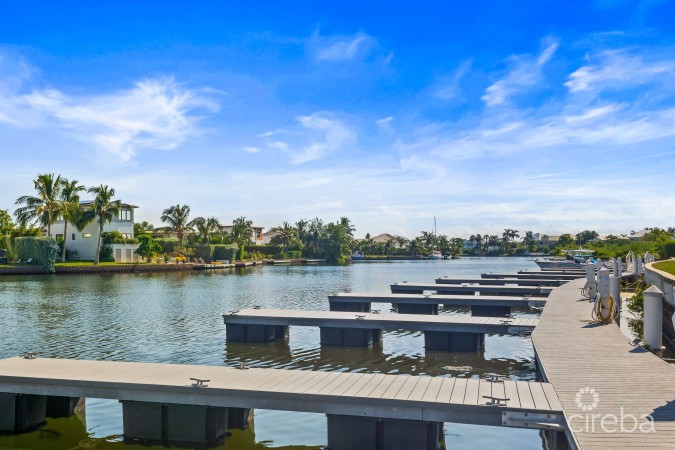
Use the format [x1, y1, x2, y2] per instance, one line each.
[226, 323, 289, 343]
[424, 331, 485, 352]
[46, 396, 84, 418]
[121, 400, 229, 445]
[329, 301, 371, 312]
[320, 327, 381, 347]
[326, 414, 443, 450]
[396, 303, 439, 315]
[0, 393, 47, 432]
[227, 407, 253, 429]
[471, 305, 511, 317]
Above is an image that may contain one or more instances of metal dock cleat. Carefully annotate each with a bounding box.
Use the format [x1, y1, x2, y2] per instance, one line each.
[483, 395, 510, 406]
[23, 352, 37, 360]
[235, 362, 250, 370]
[355, 314, 366, 320]
[190, 377, 210, 387]
[485, 373, 507, 383]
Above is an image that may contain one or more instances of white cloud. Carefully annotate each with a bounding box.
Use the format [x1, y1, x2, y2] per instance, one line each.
[565, 49, 674, 93]
[243, 146, 260, 153]
[292, 113, 355, 163]
[482, 41, 558, 106]
[310, 30, 377, 62]
[22, 78, 218, 162]
[0, 52, 218, 162]
[435, 59, 473, 101]
[258, 112, 355, 164]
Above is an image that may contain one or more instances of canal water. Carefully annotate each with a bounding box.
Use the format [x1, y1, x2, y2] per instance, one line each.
[0, 257, 547, 449]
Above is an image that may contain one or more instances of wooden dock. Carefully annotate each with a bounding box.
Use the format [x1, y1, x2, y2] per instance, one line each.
[391, 282, 553, 296]
[222, 309, 537, 351]
[328, 292, 546, 316]
[532, 278, 675, 449]
[482, 272, 580, 281]
[222, 308, 537, 333]
[436, 276, 567, 286]
[0, 356, 565, 449]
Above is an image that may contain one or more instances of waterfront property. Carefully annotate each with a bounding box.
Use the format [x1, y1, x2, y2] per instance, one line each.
[48, 200, 139, 262]
[222, 309, 537, 352]
[0, 356, 565, 450]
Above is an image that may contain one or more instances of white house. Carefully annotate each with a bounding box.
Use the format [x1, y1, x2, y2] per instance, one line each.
[49, 201, 139, 262]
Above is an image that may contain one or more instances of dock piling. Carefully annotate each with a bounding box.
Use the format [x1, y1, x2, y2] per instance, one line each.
[644, 285, 664, 349]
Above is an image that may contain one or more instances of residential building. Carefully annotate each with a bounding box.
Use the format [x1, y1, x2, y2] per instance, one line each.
[220, 225, 264, 244]
[262, 230, 281, 245]
[370, 233, 406, 248]
[533, 233, 561, 249]
[628, 229, 649, 242]
[49, 201, 138, 262]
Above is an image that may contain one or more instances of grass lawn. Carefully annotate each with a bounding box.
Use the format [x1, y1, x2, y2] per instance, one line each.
[653, 260, 675, 276]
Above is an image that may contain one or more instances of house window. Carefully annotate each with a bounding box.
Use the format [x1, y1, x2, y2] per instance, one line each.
[83, 233, 91, 238]
[72, 233, 75, 241]
[119, 209, 132, 221]
[255, 229, 262, 240]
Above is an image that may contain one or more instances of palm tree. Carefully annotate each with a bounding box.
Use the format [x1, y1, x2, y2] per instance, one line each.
[14, 173, 63, 236]
[88, 185, 121, 265]
[189, 216, 221, 244]
[270, 221, 299, 253]
[58, 179, 86, 262]
[230, 216, 253, 247]
[339, 216, 355, 247]
[161, 204, 191, 247]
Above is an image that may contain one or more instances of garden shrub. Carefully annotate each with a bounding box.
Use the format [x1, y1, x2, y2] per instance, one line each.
[212, 244, 237, 262]
[14, 236, 59, 273]
[155, 238, 181, 255]
[288, 250, 302, 259]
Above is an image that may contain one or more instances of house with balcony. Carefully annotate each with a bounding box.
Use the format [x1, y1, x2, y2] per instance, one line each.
[49, 201, 139, 262]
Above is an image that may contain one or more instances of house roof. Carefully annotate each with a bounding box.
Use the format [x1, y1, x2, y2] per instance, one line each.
[79, 200, 138, 209]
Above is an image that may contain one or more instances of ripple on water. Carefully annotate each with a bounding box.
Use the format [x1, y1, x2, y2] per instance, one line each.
[0, 257, 545, 449]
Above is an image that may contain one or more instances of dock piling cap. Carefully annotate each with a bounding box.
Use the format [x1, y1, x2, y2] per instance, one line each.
[644, 285, 664, 295]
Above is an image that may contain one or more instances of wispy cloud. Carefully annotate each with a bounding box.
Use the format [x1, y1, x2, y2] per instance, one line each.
[0, 52, 218, 162]
[258, 112, 355, 164]
[482, 40, 558, 106]
[435, 59, 473, 101]
[309, 30, 377, 62]
[565, 49, 674, 93]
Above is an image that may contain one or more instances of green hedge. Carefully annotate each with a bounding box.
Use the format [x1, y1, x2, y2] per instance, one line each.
[1, 235, 14, 260]
[243, 245, 284, 258]
[213, 244, 237, 261]
[661, 242, 675, 259]
[14, 236, 59, 273]
[155, 239, 181, 255]
[288, 250, 302, 259]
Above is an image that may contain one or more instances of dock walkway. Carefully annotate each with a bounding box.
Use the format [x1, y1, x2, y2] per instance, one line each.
[435, 277, 567, 287]
[532, 278, 675, 449]
[0, 357, 565, 442]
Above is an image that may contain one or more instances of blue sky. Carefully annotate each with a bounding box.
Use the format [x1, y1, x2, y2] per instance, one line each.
[1, 1, 675, 238]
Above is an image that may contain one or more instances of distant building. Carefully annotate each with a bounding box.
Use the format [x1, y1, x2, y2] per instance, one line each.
[628, 229, 649, 242]
[49, 201, 138, 262]
[533, 233, 561, 249]
[370, 233, 406, 248]
[220, 225, 264, 245]
[262, 230, 281, 245]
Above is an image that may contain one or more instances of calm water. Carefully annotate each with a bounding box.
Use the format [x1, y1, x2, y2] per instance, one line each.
[0, 257, 548, 450]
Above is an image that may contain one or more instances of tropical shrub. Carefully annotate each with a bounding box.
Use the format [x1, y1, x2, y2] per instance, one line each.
[212, 244, 237, 262]
[136, 235, 162, 262]
[155, 238, 181, 254]
[288, 250, 302, 259]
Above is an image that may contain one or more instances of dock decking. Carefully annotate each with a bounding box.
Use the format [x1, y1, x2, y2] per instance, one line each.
[436, 277, 567, 287]
[391, 282, 553, 296]
[222, 308, 538, 333]
[532, 278, 675, 449]
[328, 292, 547, 308]
[0, 357, 564, 429]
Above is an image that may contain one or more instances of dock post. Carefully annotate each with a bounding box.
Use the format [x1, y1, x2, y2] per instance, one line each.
[319, 327, 381, 347]
[644, 286, 664, 350]
[612, 258, 620, 277]
[396, 303, 439, 315]
[326, 415, 442, 450]
[610, 275, 621, 325]
[0, 393, 47, 432]
[637, 255, 644, 275]
[46, 396, 84, 418]
[586, 263, 597, 299]
[424, 331, 485, 352]
[121, 401, 229, 445]
[470, 305, 511, 317]
[225, 324, 287, 343]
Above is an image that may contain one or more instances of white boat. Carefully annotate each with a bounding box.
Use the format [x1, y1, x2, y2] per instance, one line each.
[534, 249, 595, 269]
[350, 251, 365, 261]
[427, 250, 443, 260]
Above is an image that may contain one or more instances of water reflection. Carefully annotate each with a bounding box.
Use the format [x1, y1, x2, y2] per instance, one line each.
[0, 257, 545, 449]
